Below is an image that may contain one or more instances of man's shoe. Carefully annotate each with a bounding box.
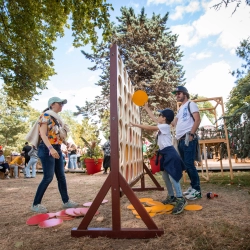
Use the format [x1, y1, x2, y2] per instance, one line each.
[183, 186, 192, 196]
[185, 189, 202, 200]
[31, 204, 48, 213]
[162, 196, 177, 205]
[172, 197, 187, 215]
[103, 171, 107, 174]
[63, 200, 78, 208]
[5, 175, 10, 179]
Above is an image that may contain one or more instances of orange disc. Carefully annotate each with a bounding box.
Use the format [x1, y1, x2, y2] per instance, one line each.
[132, 90, 148, 106]
[38, 218, 63, 228]
[184, 205, 203, 211]
[150, 205, 166, 213]
[146, 200, 163, 207]
[26, 214, 49, 226]
[139, 198, 153, 203]
[127, 204, 135, 210]
[164, 204, 174, 212]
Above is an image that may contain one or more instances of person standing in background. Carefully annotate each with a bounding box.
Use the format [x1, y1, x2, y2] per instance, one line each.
[25, 146, 38, 178]
[69, 144, 77, 170]
[171, 86, 201, 200]
[102, 136, 111, 174]
[22, 142, 32, 168]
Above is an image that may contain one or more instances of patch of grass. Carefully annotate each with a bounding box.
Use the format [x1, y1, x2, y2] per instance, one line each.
[208, 171, 250, 187]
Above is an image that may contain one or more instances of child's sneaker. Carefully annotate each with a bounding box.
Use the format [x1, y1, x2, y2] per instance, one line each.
[31, 204, 48, 213]
[172, 197, 187, 215]
[185, 189, 202, 200]
[183, 186, 192, 196]
[162, 196, 177, 205]
[63, 200, 78, 208]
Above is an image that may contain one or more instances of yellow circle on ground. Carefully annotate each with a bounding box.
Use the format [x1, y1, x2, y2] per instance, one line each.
[150, 205, 166, 213]
[127, 204, 135, 210]
[131, 207, 152, 215]
[164, 204, 174, 212]
[132, 90, 148, 106]
[184, 205, 203, 211]
[146, 200, 163, 207]
[139, 198, 153, 203]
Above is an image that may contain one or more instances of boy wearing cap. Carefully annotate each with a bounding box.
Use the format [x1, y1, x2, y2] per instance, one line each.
[130, 103, 187, 215]
[172, 86, 201, 200]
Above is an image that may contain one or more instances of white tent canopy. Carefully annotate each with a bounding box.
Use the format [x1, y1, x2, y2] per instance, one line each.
[199, 114, 214, 128]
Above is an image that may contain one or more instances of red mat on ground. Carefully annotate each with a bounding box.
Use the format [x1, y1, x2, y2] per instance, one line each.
[39, 218, 63, 228]
[83, 199, 108, 207]
[26, 214, 49, 226]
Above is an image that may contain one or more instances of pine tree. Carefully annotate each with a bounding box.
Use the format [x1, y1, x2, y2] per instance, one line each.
[75, 7, 185, 136]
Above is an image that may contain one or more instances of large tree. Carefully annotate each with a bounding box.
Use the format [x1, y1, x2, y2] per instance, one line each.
[76, 7, 185, 135]
[0, 90, 40, 154]
[0, 0, 113, 104]
[226, 39, 250, 116]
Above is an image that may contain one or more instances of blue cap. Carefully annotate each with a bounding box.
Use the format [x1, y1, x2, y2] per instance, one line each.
[172, 86, 188, 94]
[158, 108, 174, 122]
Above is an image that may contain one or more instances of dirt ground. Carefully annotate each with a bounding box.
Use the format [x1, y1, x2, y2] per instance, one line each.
[1, 170, 250, 250]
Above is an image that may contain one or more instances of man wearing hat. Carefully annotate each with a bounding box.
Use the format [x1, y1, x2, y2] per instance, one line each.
[172, 86, 201, 200]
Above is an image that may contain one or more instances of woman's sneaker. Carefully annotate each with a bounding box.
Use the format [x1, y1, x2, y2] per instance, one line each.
[63, 200, 78, 208]
[31, 204, 48, 213]
[185, 189, 202, 200]
[172, 197, 187, 215]
[162, 196, 177, 205]
[183, 186, 192, 196]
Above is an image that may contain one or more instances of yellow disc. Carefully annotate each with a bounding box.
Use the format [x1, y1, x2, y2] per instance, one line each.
[131, 207, 152, 215]
[127, 204, 135, 210]
[148, 212, 156, 217]
[184, 205, 203, 211]
[165, 211, 172, 214]
[150, 205, 166, 213]
[139, 198, 153, 203]
[132, 210, 138, 215]
[157, 211, 165, 215]
[132, 90, 148, 106]
[146, 200, 163, 207]
[164, 204, 174, 212]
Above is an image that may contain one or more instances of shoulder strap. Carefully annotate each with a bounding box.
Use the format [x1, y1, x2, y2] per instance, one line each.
[49, 115, 60, 127]
[188, 101, 195, 121]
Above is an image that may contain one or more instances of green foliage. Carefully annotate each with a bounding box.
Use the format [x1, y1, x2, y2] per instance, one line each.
[226, 38, 250, 116]
[144, 142, 159, 160]
[0, 0, 113, 104]
[76, 7, 185, 134]
[0, 90, 39, 152]
[61, 110, 101, 148]
[194, 95, 216, 123]
[80, 137, 103, 166]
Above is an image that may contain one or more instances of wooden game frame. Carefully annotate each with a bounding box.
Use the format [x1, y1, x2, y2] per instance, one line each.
[71, 44, 164, 238]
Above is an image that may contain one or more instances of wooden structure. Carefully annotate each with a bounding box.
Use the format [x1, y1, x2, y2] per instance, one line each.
[178, 97, 233, 180]
[71, 44, 164, 238]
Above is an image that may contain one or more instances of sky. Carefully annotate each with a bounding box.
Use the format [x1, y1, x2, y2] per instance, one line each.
[29, 0, 249, 116]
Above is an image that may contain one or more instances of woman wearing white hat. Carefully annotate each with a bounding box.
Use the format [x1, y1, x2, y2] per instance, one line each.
[31, 97, 78, 213]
